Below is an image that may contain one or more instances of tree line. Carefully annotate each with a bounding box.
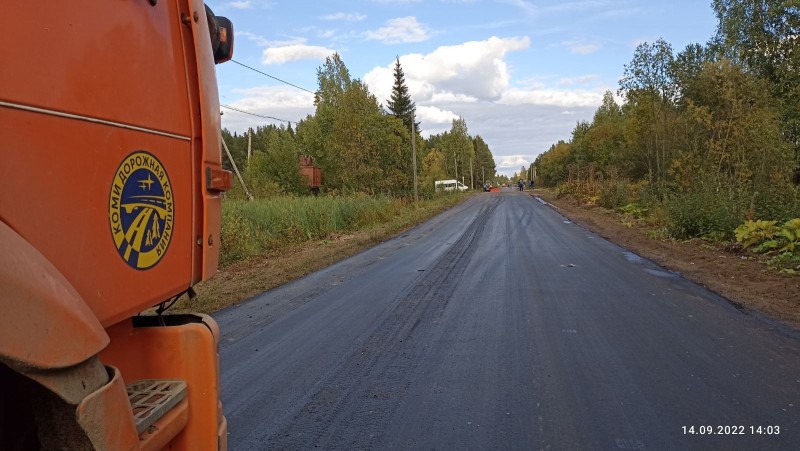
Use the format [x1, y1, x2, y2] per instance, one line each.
[223, 55, 497, 198]
[532, 0, 799, 240]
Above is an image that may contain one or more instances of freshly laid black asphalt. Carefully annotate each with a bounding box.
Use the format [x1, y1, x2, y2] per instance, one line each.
[214, 192, 800, 450]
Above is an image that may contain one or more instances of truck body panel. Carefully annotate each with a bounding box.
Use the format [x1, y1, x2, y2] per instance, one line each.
[101, 315, 224, 450]
[1, 0, 227, 326]
[1, 1, 233, 448]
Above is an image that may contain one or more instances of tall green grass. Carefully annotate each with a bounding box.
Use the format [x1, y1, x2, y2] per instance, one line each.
[220, 193, 466, 266]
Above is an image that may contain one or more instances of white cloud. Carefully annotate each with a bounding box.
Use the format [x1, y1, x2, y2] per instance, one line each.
[363, 66, 395, 105]
[262, 44, 336, 64]
[232, 86, 314, 108]
[227, 1, 252, 9]
[222, 86, 315, 131]
[404, 36, 530, 100]
[237, 31, 270, 47]
[572, 43, 601, 54]
[364, 17, 430, 44]
[320, 12, 367, 22]
[264, 38, 307, 47]
[221, 0, 275, 10]
[497, 155, 531, 169]
[498, 88, 604, 107]
[416, 105, 458, 125]
[516, 77, 550, 90]
[430, 92, 478, 103]
[296, 26, 351, 41]
[238, 33, 313, 49]
[558, 74, 599, 86]
[562, 39, 601, 54]
[364, 36, 531, 104]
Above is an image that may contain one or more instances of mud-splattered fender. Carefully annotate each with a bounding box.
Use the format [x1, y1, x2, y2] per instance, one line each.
[0, 220, 109, 370]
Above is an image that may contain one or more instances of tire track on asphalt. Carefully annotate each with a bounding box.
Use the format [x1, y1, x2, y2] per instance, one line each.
[265, 196, 501, 450]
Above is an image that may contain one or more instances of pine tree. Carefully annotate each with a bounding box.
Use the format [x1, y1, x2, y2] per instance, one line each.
[386, 57, 417, 132]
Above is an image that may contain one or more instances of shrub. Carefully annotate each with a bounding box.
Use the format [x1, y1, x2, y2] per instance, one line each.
[752, 184, 800, 224]
[598, 181, 630, 209]
[555, 182, 578, 198]
[664, 188, 743, 241]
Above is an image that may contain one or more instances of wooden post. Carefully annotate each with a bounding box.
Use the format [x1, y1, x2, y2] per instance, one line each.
[412, 113, 418, 203]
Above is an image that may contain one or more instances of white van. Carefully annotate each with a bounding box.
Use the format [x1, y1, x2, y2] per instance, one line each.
[434, 179, 469, 192]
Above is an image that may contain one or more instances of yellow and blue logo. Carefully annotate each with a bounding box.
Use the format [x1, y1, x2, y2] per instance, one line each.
[108, 151, 174, 270]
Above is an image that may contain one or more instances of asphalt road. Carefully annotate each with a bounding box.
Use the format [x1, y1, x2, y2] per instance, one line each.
[214, 192, 800, 450]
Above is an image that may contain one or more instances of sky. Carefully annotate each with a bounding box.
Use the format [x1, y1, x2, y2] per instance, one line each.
[208, 0, 719, 177]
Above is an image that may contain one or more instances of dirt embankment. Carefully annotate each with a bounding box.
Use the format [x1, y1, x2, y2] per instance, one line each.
[535, 190, 800, 329]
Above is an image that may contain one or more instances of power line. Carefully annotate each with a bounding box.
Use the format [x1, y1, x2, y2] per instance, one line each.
[231, 59, 316, 94]
[220, 104, 296, 125]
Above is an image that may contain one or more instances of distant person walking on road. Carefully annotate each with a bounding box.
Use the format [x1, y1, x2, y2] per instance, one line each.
[518, 180, 524, 191]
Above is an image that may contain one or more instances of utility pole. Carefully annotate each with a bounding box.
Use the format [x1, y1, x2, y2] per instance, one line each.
[247, 128, 252, 162]
[221, 134, 253, 200]
[411, 113, 418, 203]
[454, 153, 458, 182]
[470, 158, 473, 190]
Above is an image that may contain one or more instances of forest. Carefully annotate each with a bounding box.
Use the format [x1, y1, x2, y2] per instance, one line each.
[221, 56, 497, 200]
[531, 0, 799, 245]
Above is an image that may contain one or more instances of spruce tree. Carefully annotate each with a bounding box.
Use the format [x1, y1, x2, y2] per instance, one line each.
[387, 57, 417, 132]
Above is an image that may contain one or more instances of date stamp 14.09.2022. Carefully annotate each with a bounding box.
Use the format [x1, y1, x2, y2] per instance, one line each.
[682, 425, 780, 435]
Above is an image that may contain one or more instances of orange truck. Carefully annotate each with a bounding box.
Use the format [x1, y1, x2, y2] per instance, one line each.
[1, 2, 234, 449]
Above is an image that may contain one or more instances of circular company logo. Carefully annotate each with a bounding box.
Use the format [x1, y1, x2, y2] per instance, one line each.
[108, 151, 174, 270]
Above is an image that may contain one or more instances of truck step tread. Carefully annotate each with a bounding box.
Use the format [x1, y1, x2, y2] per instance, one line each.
[126, 379, 187, 434]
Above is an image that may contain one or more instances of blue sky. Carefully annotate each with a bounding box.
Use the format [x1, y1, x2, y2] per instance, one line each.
[208, 0, 719, 176]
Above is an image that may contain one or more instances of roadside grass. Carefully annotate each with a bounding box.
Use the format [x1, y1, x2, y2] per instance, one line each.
[221, 195, 396, 267]
[174, 192, 470, 313]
